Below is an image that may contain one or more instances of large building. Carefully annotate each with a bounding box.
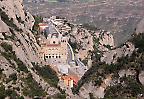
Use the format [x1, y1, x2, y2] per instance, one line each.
[38, 18, 87, 88]
[39, 21, 68, 65]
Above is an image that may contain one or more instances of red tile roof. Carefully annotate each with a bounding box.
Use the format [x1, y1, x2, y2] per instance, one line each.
[61, 75, 80, 85]
[38, 23, 48, 26]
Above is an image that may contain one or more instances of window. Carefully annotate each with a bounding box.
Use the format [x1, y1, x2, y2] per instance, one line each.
[53, 41, 56, 44]
[56, 56, 58, 58]
[46, 56, 48, 58]
[59, 56, 61, 58]
[49, 56, 51, 58]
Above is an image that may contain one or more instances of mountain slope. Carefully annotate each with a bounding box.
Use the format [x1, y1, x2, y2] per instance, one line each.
[0, 0, 63, 98]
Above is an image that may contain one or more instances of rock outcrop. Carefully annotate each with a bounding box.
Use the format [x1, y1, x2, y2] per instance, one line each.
[101, 42, 135, 64]
[139, 71, 144, 85]
[0, 0, 59, 98]
[136, 18, 144, 34]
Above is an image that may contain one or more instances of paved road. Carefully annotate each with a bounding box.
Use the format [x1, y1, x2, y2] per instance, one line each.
[67, 44, 72, 64]
[76, 58, 85, 67]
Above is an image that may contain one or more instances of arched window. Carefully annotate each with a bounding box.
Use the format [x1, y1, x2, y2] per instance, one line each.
[46, 56, 48, 58]
[53, 41, 56, 44]
[49, 56, 51, 58]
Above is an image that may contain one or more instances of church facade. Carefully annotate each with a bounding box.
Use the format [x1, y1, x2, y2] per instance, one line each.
[39, 21, 68, 65]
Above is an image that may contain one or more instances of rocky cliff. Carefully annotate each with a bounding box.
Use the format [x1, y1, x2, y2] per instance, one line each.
[51, 16, 144, 98]
[0, 0, 62, 98]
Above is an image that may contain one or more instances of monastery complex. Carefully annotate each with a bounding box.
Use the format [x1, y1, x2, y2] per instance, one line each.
[38, 17, 87, 88]
[39, 24, 68, 65]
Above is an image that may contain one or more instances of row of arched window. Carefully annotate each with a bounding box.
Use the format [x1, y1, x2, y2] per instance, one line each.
[48, 48, 59, 50]
[45, 55, 61, 59]
[61, 40, 67, 42]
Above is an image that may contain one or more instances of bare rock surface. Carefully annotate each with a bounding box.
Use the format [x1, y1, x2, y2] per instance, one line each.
[101, 42, 135, 64]
[139, 71, 144, 85]
[0, 0, 59, 98]
[136, 18, 144, 34]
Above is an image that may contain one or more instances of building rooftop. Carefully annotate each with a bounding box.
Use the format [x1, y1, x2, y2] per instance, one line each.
[61, 75, 80, 85]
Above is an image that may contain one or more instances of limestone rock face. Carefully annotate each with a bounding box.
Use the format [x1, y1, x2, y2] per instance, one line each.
[0, 0, 34, 30]
[71, 27, 94, 60]
[78, 75, 112, 99]
[139, 71, 144, 85]
[0, 19, 9, 39]
[136, 18, 144, 34]
[0, 0, 59, 98]
[0, 18, 9, 32]
[98, 31, 115, 48]
[101, 42, 135, 64]
[0, 0, 40, 65]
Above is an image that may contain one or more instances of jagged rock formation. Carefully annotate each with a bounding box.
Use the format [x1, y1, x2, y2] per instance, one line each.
[0, 0, 61, 98]
[136, 18, 144, 34]
[101, 42, 135, 64]
[139, 71, 144, 85]
[72, 33, 144, 99]
[53, 17, 136, 66]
